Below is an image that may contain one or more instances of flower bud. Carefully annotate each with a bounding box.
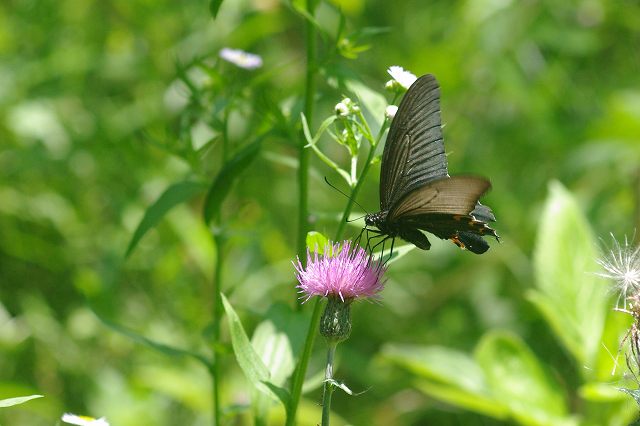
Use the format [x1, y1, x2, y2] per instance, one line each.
[320, 296, 352, 343]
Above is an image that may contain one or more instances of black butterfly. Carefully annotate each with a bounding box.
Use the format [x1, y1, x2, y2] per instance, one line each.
[364, 74, 498, 254]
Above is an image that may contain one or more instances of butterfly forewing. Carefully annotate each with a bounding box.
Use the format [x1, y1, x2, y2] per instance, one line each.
[380, 75, 448, 211]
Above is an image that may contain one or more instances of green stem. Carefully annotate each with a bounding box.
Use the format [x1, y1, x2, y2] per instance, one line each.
[211, 232, 223, 426]
[334, 116, 390, 239]
[296, 0, 318, 275]
[286, 0, 319, 423]
[321, 341, 337, 426]
[211, 106, 231, 426]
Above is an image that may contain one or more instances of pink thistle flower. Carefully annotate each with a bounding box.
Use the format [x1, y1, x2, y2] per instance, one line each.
[293, 240, 386, 303]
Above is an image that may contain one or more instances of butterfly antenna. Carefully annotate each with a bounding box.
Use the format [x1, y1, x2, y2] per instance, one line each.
[323, 177, 370, 221]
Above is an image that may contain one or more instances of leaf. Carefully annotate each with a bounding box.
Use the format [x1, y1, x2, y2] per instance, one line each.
[221, 294, 278, 401]
[209, 0, 224, 18]
[528, 181, 609, 375]
[300, 114, 350, 184]
[125, 181, 207, 258]
[373, 243, 414, 265]
[203, 139, 261, 225]
[381, 343, 508, 419]
[250, 315, 295, 417]
[96, 314, 210, 367]
[0, 395, 44, 408]
[475, 331, 573, 426]
[306, 231, 329, 254]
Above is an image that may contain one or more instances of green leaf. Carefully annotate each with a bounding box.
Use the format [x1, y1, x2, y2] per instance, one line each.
[203, 140, 261, 225]
[300, 114, 350, 184]
[475, 331, 573, 426]
[250, 315, 294, 419]
[209, 0, 224, 18]
[373, 243, 415, 265]
[125, 180, 207, 258]
[528, 181, 609, 374]
[96, 314, 210, 367]
[381, 344, 508, 419]
[306, 231, 329, 254]
[0, 395, 44, 408]
[221, 294, 279, 400]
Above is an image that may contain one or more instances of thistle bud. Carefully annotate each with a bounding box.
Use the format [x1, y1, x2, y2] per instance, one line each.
[320, 296, 352, 343]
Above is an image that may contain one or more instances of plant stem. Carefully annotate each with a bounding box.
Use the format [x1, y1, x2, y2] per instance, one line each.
[321, 341, 337, 426]
[296, 0, 318, 276]
[287, 0, 318, 420]
[334, 117, 390, 239]
[211, 107, 231, 426]
[211, 231, 223, 426]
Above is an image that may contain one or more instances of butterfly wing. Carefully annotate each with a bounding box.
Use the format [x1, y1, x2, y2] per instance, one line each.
[389, 176, 498, 253]
[388, 176, 490, 219]
[380, 74, 448, 211]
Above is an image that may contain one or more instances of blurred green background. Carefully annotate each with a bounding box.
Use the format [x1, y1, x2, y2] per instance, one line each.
[2, 0, 640, 424]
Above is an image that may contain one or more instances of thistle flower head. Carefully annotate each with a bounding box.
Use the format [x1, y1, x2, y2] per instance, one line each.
[219, 48, 263, 70]
[386, 65, 417, 91]
[293, 240, 386, 303]
[597, 234, 640, 308]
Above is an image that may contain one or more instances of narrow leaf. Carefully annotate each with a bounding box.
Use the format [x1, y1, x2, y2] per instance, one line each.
[203, 140, 261, 225]
[96, 315, 210, 367]
[126, 181, 207, 258]
[0, 395, 44, 408]
[209, 0, 224, 18]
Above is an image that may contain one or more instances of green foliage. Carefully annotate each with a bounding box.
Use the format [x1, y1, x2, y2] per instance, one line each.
[383, 183, 636, 425]
[126, 181, 207, 257]
[0, 395, 43, 408]
[203, 138, 262, 225]
[528, 181, 608, 373]
[3, 0, 640, 424]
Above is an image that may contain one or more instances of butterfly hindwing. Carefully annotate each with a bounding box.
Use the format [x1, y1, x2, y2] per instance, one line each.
[388, 176, 490, 220]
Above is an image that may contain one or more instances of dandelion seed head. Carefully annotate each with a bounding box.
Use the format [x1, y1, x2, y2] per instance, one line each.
[597, 234, 640, 308]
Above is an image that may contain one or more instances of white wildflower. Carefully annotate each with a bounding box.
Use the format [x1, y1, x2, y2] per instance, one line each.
[386, 66, 417, 90]
[61, 413, 109, 426]
[385, 105, 398, 119]
[219, 48, 263, 70]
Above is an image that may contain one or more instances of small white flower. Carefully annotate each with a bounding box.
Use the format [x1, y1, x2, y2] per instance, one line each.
[61, 413, 109, 426]
[385, 105, 398, 119]
[387, 66, 417, 90]
[597, 234, 640, 308]
[334, 97, 359, 116]
[335, 101, 349, 116]
[219, 48, 263, 70]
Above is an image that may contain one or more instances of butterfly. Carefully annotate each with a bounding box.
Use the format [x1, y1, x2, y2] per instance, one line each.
[363, 74, 498, 254]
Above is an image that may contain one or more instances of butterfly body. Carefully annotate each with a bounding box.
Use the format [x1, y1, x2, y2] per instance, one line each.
[364, 74, 498, 254]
